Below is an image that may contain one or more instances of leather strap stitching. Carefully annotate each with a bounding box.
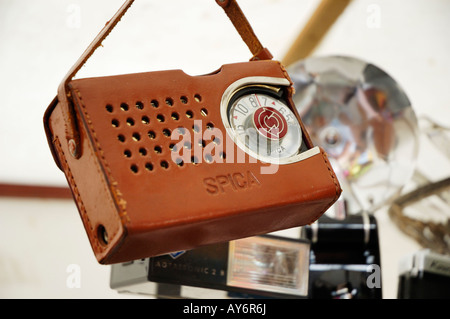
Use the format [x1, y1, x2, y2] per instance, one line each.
[73, 88, 130, 225]
[216, 0, 272, 60]
[58, 0, 136, 158]
[54, 136, 104, 252]
[58, 0, 271, 158]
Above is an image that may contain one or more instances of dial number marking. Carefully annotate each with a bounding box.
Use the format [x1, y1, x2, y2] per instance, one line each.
[228, 92, 303, 161]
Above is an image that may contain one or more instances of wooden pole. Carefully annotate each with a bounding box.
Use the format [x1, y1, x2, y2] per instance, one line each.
[0, 183, 72, 199]
[282, 0, 352, 67]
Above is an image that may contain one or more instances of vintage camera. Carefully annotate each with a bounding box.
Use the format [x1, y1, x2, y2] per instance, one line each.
[398, 249, 450, 299]
[110, 235, 311, 299]
[302, 213, 382, 299]
[110, 213, 382, 299]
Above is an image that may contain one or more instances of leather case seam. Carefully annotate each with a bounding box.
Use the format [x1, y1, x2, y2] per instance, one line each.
[73, 88, 130, 225]
[54, 136, 104, 252]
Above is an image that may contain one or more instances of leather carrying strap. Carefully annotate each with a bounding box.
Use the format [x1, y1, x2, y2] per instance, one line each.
[216, 0, 273, 60]
[58, 0, 135, 158]
[58, 0, 271, 159]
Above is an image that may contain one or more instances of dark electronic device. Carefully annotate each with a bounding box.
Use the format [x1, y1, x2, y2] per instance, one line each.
[110, 213, 383, 299]
[110, 235, 310, 299]
[398, 249, 450, 299]
[302, 213, 382, 299]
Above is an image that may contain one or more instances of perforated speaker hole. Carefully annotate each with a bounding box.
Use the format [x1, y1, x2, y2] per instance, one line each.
[139, 148, 147, 156]
[165, 98, 174, 107]
[184, 141, 192, 150]
[151, 100, 159, 108]
[204, 154, 213, 163]
[124, 150, 132, 158]
[132, 133, 141, 141]
[177, 127, 186, 135]
[120, 103, 129, 111]
[157, 114, 165, 122]
[176, 158, 184, 167]
[141, 116, 150, 124]
[191, 156, 199, 165]
[135, 101, 144, 110]
[154, 146, 162, 154]
[145, 162, 154, 171]
[106, 93, 209, 174]
[162, 128, 171, 137]
[160, 160, 169, 169]
[130, 164, 138, 174]
[171, 112, 179, 121]
[127, 118, 135, 126]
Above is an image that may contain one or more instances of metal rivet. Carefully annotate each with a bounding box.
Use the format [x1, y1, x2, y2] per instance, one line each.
[68, 139, 78, 158]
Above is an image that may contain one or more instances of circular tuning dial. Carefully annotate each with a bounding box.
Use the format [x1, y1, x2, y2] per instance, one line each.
[253, 106, 288, 140]
[227, 89, 303, 162]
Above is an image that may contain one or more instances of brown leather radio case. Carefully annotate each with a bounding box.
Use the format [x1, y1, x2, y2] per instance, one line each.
[44, 0, 341, 264]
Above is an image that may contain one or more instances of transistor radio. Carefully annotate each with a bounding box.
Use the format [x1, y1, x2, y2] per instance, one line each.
[43, 0, 341, 264]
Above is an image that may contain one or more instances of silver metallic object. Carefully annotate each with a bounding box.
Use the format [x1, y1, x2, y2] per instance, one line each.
[288, 56, 419, 214]
[220, 77, 311, 165]
[110, 235, 310, 299]
[227, 236, 309, 296]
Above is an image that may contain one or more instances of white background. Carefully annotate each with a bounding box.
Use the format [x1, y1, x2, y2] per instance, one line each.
[0, 0, 449, 298]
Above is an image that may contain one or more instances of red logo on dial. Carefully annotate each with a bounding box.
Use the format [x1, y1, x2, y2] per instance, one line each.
[253, 107, 288, 140]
